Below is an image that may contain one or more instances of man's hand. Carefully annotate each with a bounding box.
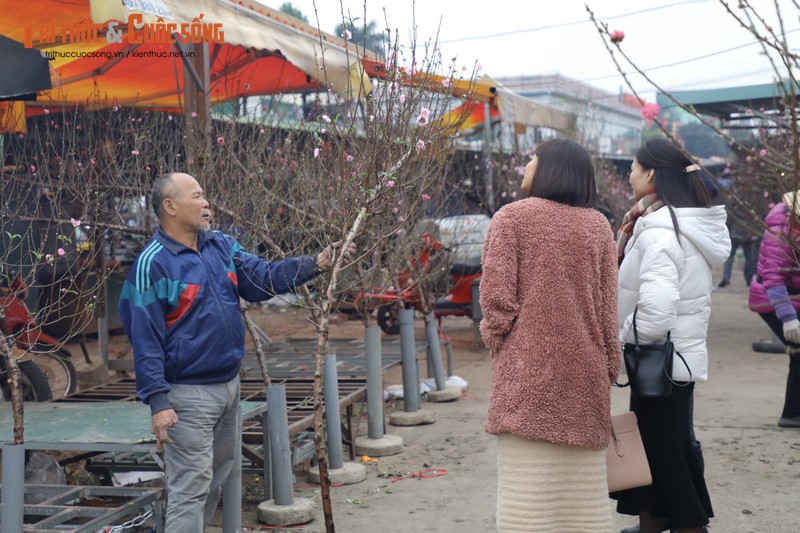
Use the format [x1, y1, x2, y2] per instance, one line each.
[784, 319, 800, 344]
[151, 409, 179, 453]
[316, 240, 356, 272]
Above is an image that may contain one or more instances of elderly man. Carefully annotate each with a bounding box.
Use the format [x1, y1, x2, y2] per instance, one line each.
[119, 172, 349, 531]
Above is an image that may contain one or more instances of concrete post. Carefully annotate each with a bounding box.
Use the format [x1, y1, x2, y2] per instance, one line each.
[399, 308, 420, 412]
[354, 325, 405, 457]
[424, 313, 462, 403]
[258, 385, 316, 526]
[262, 407, 271, 500]
[426, 312, 446, 390]
[365, 325, 384, 439]
[221, 405, 242, 531]
[266, 385, 293, 506]
[307, 352, 366, 486]
[389, 309, 436, 424]
[324, 351, 344, 470]
[1, 443, 25, 533]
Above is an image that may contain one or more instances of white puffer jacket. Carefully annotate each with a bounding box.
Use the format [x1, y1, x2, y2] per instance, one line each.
[618, 205, 730, 382]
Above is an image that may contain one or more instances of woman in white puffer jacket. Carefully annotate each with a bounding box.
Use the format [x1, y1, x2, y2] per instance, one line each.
[612, 138, 730, 533]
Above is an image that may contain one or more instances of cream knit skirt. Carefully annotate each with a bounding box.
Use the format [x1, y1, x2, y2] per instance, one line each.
[496, 434, 612, 532]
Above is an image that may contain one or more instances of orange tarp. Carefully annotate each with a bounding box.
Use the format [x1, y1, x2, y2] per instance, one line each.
[439, 100, 500, 135]
[1, 1, 574, 133]
[1, 0, 376, 111]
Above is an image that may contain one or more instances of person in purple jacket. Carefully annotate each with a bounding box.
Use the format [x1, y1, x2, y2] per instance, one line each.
[749, 190, 800, 428]
[119, 172, 353, 531]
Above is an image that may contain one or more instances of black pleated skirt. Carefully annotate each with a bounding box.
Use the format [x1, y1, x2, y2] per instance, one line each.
[611, 383, 714, 529]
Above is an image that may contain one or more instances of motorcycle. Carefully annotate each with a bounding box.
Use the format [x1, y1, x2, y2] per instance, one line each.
[355, 231, 483, 335]
[0, 347, 53, 402]
[0, 272, 77, 400]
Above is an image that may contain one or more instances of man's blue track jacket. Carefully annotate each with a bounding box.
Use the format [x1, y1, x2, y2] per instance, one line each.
[119, 228, 318, 415]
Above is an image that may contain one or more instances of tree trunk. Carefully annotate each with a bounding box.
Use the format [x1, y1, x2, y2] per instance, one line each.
[312, 310, 335, 533]
[296, 283, 335, 532]
[241, 300, 271, 387]
[0, 335, 24, 445]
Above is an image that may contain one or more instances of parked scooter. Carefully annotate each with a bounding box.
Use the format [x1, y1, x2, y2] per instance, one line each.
[0, 272, 77, 399]
[355, 232, 482, 335]
[0, 349, 53, 402]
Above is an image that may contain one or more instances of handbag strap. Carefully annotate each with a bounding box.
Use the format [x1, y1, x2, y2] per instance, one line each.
[665, 350, 693, 387]
[614, 306, 677, 389]
[635, 305, 693, 386]
[631, 306, 671, 347]
[609, 418, 622, 456]
[613, 306, 654, 388]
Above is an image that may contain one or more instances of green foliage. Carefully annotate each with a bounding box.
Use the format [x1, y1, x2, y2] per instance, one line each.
[278, 2, 308, 22]
[334, 19, 386, 57]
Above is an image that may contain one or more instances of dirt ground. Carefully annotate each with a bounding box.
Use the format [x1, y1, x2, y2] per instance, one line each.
[65, 266, 800, 532]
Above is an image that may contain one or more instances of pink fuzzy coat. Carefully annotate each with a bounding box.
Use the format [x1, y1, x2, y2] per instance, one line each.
[480, 198, 620, 449]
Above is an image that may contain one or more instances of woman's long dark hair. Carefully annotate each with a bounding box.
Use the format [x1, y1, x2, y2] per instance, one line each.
[635, 138, 712, 238]
[530, 138, 597, 208]
[636, 139, 711, 208]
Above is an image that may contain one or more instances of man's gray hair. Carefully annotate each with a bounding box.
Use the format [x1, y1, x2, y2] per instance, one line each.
[152, 173, 174, 219]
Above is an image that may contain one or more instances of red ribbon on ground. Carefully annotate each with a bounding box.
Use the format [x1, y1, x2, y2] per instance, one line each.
[390, 468, 447, 483]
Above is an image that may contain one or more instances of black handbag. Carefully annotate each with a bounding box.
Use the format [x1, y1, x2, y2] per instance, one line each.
[618, 306, 692, 397]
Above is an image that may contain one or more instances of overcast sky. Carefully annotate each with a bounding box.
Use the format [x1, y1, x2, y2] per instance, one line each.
[265, 0, 797, 101]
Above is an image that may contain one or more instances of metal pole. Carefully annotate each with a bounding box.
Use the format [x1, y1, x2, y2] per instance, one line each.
[1, 443, 25, 533]
[262, 407, 272, 500]
[365, 325, 385, 439]
[266, 385, 293, 506]
[483, 102, 495, 213]
[324, 351, 344, 470]
[399, 309, 420, 412]
[221, 405, 242, 532]
[426, 312, 446, 390]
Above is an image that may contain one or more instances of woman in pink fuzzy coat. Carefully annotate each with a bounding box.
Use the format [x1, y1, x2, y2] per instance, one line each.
[480, 138, 620, 532]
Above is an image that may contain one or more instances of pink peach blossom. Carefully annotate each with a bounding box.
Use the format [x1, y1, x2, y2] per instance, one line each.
[640, 103, 660, 121]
